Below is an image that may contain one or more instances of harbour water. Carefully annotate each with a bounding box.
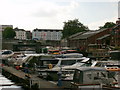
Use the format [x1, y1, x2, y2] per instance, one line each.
[0, 73, 23, 90]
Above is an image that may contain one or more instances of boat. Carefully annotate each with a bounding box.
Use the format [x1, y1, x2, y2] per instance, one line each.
[8, 52, 45, 66]
[55, 53, 83, 58]
[1, 50, 14, 59]
[48, 50, 60, 55]
[61, 60, 120, 88]
[70, 67, 119, 89]
[37, 56, 90, 80]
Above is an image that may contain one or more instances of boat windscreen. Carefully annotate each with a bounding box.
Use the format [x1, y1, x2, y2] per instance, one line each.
[61, 60, 76, 65]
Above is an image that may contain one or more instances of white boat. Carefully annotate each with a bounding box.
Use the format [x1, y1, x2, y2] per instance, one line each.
[13, 53, 45, 65]
[70, 67, 120, 89]
[1, 50, 14, 59]
[61, 60, 120, 88]
[38, 56, 90, 80]
[55, 53, 83, 58]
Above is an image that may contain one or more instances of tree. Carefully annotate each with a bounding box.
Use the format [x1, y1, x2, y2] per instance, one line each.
[99, 22, 116, 29]
[2, 27, 16, 39]
[62, 19, 89, 38]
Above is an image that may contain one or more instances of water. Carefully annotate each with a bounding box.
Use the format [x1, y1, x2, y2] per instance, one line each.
[0, 74, 23, 90]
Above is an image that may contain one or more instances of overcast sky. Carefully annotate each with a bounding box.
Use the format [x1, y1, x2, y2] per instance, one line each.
[0, 0, 119, 31]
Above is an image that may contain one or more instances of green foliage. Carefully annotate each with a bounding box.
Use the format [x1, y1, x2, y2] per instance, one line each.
[62, 19, 89, 38]
[3, 27, 16, 39]
[99, 22, 116, 29]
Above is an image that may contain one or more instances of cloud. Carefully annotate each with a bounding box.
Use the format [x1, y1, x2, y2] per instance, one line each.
[88, 16, 117, 30]
[0, 0, 118, 31]
[31, 0, 79, 18]
[76, 0, 119, 2]
[0, 0, 79, 30]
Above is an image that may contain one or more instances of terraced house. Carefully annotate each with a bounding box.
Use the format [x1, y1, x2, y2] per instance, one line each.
[32, 29, 62, 41]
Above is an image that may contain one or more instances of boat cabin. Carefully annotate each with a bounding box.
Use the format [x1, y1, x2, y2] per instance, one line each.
[55, 53, 83, 58]
[54, 57, 89, 68]
[71, 67, 117, 88]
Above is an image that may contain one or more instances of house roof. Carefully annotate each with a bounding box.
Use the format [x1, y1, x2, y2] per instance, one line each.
[71, 31, 98, 40]
[14, 28, 25, 31]
[113, 24, 120, 30]
[68, 31, 86, 39]
[68, 28, 108, 40]
[33, 29, 62, 32]
[97, 34, 110, 40]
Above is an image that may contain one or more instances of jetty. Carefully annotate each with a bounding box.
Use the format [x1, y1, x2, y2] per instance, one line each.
[2, 65, 63, 89]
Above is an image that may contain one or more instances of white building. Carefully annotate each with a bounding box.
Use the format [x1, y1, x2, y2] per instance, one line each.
[32, 29, 62, 41]
[14, 28, 27, 40]
[0, 25, 13, 31]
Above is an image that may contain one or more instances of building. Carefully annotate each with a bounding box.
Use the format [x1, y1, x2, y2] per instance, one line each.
[0, 25, 13, 31]
[26, 31, 32, 40]
[68, 28, 111, 51]
[110, 19, 120, 47]
[32, 29, 62, 41]
[14, 28, 27, 40]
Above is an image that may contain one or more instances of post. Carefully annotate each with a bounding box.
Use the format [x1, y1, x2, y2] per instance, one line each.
[57, 65, 62, 87]
[30, 78, 32, 88]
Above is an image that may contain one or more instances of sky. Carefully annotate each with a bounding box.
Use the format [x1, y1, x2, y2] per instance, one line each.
[0, 0, 119, 31]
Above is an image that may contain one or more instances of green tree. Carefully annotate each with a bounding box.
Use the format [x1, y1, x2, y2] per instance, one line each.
[62, 19, 89, 38]
[3, 27, 16, 39]
[99, 22, 116, 29]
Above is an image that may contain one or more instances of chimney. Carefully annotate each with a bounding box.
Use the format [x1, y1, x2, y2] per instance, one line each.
[116, 18, 120, 24]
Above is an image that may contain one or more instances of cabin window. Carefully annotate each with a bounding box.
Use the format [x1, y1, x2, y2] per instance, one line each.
[108, 72, 115, 78]
[41, 60, 58, 67]
[61, 60, 76, 65]
[95, 62, 101, 67]
[65, 55, 83, 58]
[77, 59, 84, 62]
[101, 72, 106, 78]
[94, 72, 100, 80]
[2, 51, 12, 54]
[73, 70, 80, 83]
[87, 74, 92, 79]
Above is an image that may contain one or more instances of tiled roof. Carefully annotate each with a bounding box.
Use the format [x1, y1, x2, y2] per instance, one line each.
[14, 28, 25, 31]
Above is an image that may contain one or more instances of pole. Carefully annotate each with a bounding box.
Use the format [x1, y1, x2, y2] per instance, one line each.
[57, 65, 62, 87]
[30, 79, 32, 88]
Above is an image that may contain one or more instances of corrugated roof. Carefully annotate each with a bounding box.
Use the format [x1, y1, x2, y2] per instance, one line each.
[68, 31, 86, 39]
[72, 31, 98, 40]
[69, 28, 108, 40]
[97, 34, 110, 40]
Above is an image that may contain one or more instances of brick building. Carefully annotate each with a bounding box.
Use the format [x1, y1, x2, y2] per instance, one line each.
[110, 19, 120, 47]
[68, 28, 110, 51]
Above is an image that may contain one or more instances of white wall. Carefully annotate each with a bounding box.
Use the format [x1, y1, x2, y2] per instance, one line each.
[32, 30, 62, 41]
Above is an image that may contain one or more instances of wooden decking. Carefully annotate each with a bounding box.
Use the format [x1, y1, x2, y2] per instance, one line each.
[2, 66, 63, 89]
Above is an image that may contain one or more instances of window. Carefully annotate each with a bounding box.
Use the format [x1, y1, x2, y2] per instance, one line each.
[94, 72, 100, 80]
[74, 70, 80, 83]
[87, 73, 92, 79]
[61, 60, 76, 65]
